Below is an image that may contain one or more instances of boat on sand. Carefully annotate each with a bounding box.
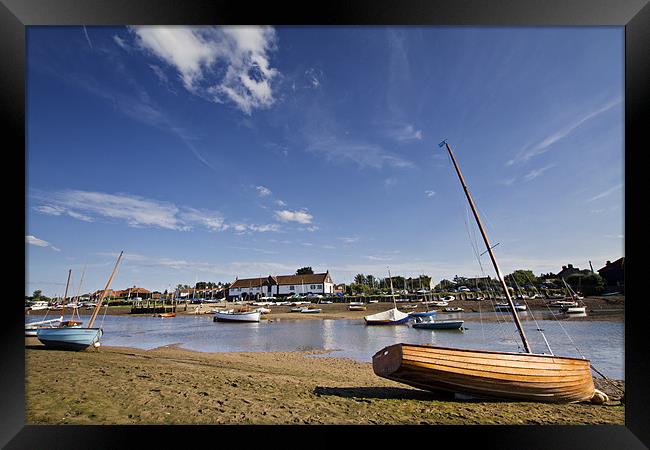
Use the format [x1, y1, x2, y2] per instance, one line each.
[372, 141, 606, 404]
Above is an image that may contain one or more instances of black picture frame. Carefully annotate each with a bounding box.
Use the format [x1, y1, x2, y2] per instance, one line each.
[4, 0, 647, 447]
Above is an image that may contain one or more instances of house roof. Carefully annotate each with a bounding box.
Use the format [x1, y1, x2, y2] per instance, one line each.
[598, 257, 624, 273]
[230, 272, 330, 289]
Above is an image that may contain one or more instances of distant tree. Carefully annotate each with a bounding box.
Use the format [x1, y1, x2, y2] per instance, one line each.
[296, 267, 314, 275]
[566, 273, 604, 296]
[32, 290, 42, 299]
[452, 275, 468, 286]
[354, 273, 366, 285]
[436, 279, 454, 291]
[506, 270, 538, 287]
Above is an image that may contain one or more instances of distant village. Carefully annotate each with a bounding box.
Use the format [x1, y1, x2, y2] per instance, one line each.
[27, 258, 624, 305]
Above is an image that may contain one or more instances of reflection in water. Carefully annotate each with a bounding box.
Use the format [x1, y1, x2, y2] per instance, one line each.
[86, 313, 624, 379]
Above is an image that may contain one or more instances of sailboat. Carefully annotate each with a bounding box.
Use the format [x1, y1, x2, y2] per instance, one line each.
[26, 269, 80, 337]
[372, 141, 605, 403]
[37, 252, 123, 350]
[364, 268, 410, 325]
[410, 275, 437, 318]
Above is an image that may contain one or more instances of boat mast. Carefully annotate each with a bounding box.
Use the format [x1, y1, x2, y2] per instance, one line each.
[441, 140, 532, 353]
[60, 269, 72, 318]
[387, 267, 397, 309]
[87, 251, 123, 329]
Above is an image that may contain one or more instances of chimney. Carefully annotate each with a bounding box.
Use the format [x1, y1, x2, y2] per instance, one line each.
[568, 264, 573, 269]
[606, 260, 611, 265]
[562, 265, 567, 270]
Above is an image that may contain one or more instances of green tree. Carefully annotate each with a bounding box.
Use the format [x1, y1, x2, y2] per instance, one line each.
[436, 279, 454, 291]
[566, 273, 604, 295]
[296, 267, 314, 275]
[354, 273, 366, 285]
[32, 290, 42, 300]
[505, 270, 538, 287]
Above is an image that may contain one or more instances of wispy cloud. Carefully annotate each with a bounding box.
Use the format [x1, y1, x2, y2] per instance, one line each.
[31, 189, 279, 234]
[588, 183, 623, 202]
[129, 26, 280, 115]
[387, 124, 423, 142]
[306, 136, 413, 170]
[507, 97, 621, 166]
[338, 237, 359, 244]
[255, 185, 272, 197]
[274, 209, 313, 224]
[82, 26, 93, 49]
[424, 190, 436, 197]
[522, 164, 555, 182]
[26, 235, 60, 252]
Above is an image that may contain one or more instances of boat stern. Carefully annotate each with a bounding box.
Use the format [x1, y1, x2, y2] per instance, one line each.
[372, 344, 404, 378]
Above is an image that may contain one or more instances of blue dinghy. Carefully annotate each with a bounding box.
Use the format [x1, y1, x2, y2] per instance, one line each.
[36, 327, 103, 351]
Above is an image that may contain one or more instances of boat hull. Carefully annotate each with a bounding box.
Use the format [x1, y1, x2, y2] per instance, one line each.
[412, 320, 464, 330]
[409, 311, 437, 317]
[214, 311, 261, 322]
[372, 343, 596, 403]
[36, 328, 103, 351]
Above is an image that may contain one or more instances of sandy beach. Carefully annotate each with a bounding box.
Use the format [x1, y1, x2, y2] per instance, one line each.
[25, 341, 624, 425]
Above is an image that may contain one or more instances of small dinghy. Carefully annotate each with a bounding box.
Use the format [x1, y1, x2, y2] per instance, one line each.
[494, 302, 527, 312]
[300, 308, 322, 314]
[411, 316, 464, 330]
[349, 305, 367, 311]
[214, 310, 261, 322]
[442, 307, 464, 313]
[562, 305, 587, 314]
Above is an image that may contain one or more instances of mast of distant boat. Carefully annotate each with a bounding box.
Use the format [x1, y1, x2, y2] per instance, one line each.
[60, 269, 72, 319]
[87, 251, 123, 329]
[387, 267, 397, 310]
[441, 140, 532, 353]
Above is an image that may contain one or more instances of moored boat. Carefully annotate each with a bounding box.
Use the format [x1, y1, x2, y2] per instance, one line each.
[494, 302, 527, 312]
[411, 317, 464, 330]
[349, 305, 367, 311]
[364, 308, 410, 325]
[562, 305, 587, 314]
[36, 327, 103, 350]
[442, 307, 463, 313]
[300, 308, 322, 314]
[214, 310, 261, 322]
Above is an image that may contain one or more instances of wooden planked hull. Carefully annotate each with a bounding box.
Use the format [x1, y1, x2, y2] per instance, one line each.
[372, 343, 596, 403]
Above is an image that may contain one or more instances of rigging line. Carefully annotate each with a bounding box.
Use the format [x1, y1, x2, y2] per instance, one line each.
[544, 302, 587, 360]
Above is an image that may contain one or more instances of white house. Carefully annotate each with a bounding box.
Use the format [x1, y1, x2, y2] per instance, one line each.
[228, 272, 335, 299]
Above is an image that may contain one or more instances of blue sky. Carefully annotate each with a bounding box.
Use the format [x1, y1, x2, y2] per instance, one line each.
[26, 26, 624, 296]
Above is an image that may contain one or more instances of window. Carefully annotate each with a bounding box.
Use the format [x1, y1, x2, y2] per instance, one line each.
[290, 286, 294, 291]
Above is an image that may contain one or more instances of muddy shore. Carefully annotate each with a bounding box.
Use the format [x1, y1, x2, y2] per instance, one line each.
[25, 295, 624, 322]
[25, 343, 624, 425]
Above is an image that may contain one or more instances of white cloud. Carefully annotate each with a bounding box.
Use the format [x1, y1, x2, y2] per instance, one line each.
[306, 137, 413, 170]
[588, 183, 623, 202]
[26, 235, 60, 252]
[130, 26, 280, 114]
[275, 199, 287, 207]
[522, 164, 555, 182]
[255, 185, 272, 197]
[274, 209, 313, 224]
[31, 189, 278, 234]
[425, 190, 436, 197]
[507, 97, 621, 166]
[389, 124, 423, 142]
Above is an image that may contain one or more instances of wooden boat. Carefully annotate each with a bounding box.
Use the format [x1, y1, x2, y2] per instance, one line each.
[214, 310, 261, 322]
[412, 318, 464, 330]
[373, 343, 596, 402]
[38, 252, 123, 351]
[300, 308, 322, 314]
[349, 305, 367, 311]
[372, 141, 604, 404]
[156, 312, 176, 318]
[443, 307, 464, 313]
